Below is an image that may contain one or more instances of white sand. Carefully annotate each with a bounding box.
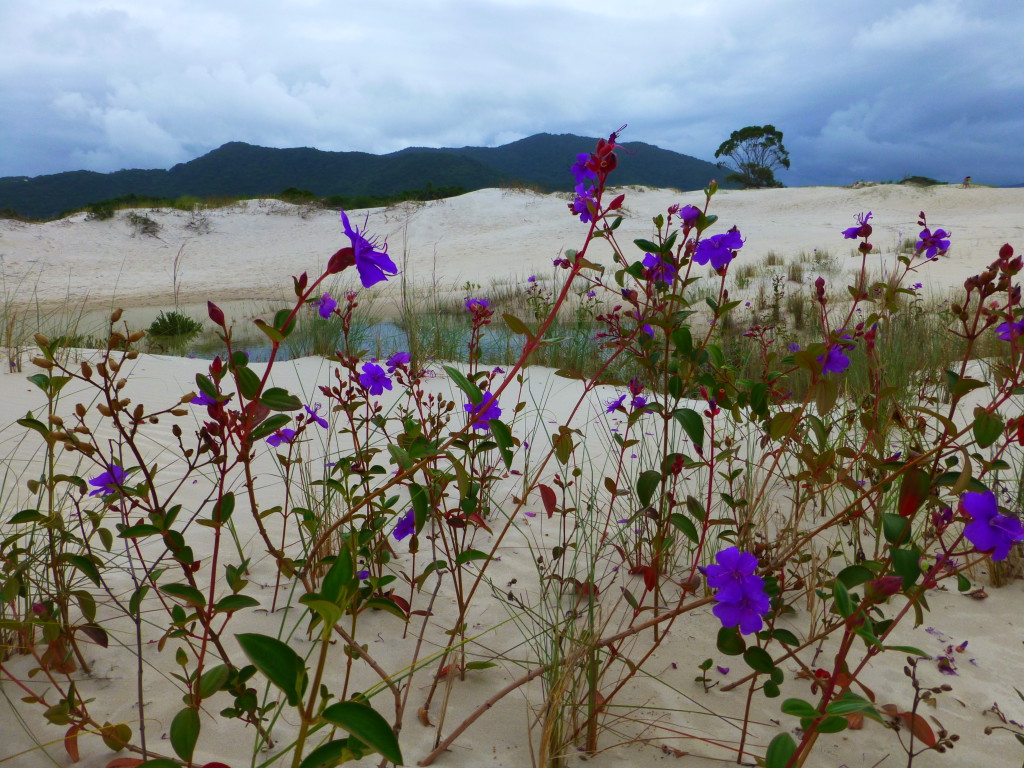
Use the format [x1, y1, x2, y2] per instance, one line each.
[2, 185, 1024, 768]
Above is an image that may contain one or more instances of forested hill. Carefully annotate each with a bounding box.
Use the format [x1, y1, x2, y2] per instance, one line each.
[0, 133, 726, 220]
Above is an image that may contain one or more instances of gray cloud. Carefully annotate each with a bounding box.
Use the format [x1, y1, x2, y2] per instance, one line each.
[2, 0, 1022, 185]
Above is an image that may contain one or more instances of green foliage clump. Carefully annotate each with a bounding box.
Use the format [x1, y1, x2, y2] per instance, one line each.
[147, 310, 202, 338]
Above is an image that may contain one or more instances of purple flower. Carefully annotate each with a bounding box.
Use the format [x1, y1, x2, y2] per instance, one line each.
[961, 489, 1024, 561]
[304, 403, 329, 429]
[712, 590, 772, 635]
[386, 351, 410, 372]
[704, 547, 762, 602]
[465, 297, 490, 313]
[995, 319, 1024, 341]
[356, 570, 370, 580]
[912, 282, 923, 290]
[693, 228, 744, 270]
[464, 392, 501, 429]
[818, 346, 851, 374]
[605, 394, 627, 413]
[266, 428, 297, 447]
[360, 361, 392, 396]
[631, 395, 647, 409]
[704, 547, 771, 635]
[571, 153, 597, 186]
[341, 210, 398, 287]
[527, 275, 537, 283]
[678, 205, 701, 227]
[842, 211, 873, 239]
[586, 290, 596, 298]
[191, 392, 217, 406]
[569, 182, 598, 224]
[788, 342, 801, 353]
[393, 509, 416, 541]
[642, 253, 677, 284]
[318, 292, 337, 319]
[88, 465, 128, 497]
[916, 227, 951, 259]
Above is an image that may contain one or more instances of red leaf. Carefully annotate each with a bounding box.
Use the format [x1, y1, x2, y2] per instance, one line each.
[104, 759, 144, 768]
[65, 725, 81, 763]
[906, 712, 937, 747]
[642, 566, 657, 592]
[898, 468, 930, 517]
[539, 484, 557, 518]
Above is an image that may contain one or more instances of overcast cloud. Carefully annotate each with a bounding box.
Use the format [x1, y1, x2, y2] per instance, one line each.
[2, 0, 1022, 186]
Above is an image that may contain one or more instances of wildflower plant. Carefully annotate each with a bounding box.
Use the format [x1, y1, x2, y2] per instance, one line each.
[2, 128, 1023, 768]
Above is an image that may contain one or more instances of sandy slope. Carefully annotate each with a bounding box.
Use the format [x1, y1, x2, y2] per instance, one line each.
[1, 185, 1022, 313]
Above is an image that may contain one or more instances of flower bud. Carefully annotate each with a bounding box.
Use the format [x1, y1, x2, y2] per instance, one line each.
[110, 308, 123, 323]
[865, 575, 904, 603]
[327, 246, 355, 274]
[34, 333, 50, 348]
[1000, 243, 1014, 260]
[208, 301, 225, 327]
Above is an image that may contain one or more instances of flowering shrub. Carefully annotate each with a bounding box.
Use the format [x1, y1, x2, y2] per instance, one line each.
[2, 128, 1023, 768]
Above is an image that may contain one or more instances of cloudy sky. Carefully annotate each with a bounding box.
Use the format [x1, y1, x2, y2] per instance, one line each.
[3, 0, 1022, 186]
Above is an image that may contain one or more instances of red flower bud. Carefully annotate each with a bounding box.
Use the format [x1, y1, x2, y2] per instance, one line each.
[865, 575, 904, 603]
[327, 246, 355, 274]
[1000, 243, 1014, 260]
[208, 301, 225, 327]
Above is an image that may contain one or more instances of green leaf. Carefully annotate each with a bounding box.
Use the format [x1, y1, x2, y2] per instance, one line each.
[814, 715, 848, 733]
[387, 444, 413, 471]
[443, 365, 482, 404]
[254, 318, 284, 343]
[892, 548, 922, 589]
[763, 680, 781, 698]
[159, 583, 207, 607]
[881, 512, 910, 545]
[236, 366, 262, 400]
[668, 513, 698, 544]
[137, 761, 181, 768]
[455, 549, 490, 566]
[170, 707, 200, 761]
[825, 691, 882, 722]
[743, 646, 775, 674]
[489, 419, 515, 470]
[8, 509, 45, 524]
[502, 313, 534, 340]
[716, 625, 746, 656]
[768, 411, 798, 441]
[59, 554, 101, 588]
[673, 408, 704, 449]
[636, 470, 661, 507]
[251, 413, 292, 442]
[781, 698, 819, 718]
[260, 387, 302, 411]
[320, 701, 403, 765]
[274, 308, 297, 338]
[833, 580, 853, 618]
[298, 739, 352, 768]
[195, 373, 220, 400]
[633, 237, 662, 254]
[973, 407, 1003, 449]
[214, 595, 260, 613]
[362, 597, 408, 621]
[214, 492, 235, 524]
[764, 733, 797, 768]
[836, 565, 874, 589]
[197, 664, 231, 698]
[769, 628, 800, 646]
[235, 633, 308, 707]
[465, 661, 497, 671]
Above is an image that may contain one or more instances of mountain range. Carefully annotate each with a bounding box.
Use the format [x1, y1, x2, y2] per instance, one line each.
[0, 133, 727, 220]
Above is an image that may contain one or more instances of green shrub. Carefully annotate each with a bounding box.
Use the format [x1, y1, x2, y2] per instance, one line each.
[147, 310, 202, 338]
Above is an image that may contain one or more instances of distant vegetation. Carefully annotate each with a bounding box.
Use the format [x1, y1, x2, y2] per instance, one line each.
[0, 133, 728, 220]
